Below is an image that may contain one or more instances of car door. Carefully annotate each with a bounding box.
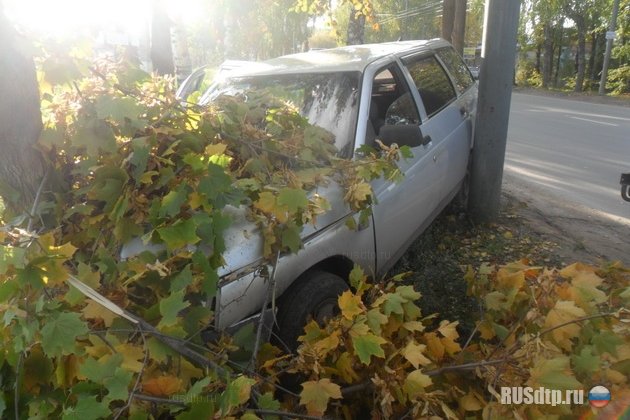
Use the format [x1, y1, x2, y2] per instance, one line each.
[400, 52, 470, 200]
[365, 63, 442, 275]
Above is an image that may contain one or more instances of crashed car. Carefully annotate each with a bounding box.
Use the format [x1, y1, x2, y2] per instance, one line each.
[123, 39, 478, 347]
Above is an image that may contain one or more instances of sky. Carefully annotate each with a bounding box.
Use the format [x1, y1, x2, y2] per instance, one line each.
[3, 0, 206, 39]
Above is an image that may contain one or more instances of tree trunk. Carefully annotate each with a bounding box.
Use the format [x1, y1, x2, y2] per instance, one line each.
[346, 5, 366, 45]
[542, 23, 554, 88]
[452, 0, 467, 54]
[442, 0, 456, 43]
[554, 22, 564, 87]
[588, 31, 597, 85]
[150, 0, 174, 75]
[535, 44, 541, 73]
[574, 16, 586, 92]
[0, 11, 46, 215]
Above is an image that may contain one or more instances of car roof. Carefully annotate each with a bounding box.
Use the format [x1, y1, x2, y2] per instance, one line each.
[227, 38, 450, 77]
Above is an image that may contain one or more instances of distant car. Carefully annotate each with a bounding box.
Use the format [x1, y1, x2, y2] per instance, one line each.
[622, 173, 630, 202]
[124, 39, 478, 347]
[176, 60, 258, 102]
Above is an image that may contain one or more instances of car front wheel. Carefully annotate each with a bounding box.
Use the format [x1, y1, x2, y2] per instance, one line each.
[274, 270, 348, 352]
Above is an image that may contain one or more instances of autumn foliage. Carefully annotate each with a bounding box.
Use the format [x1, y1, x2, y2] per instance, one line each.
[0, 51, 629, 419]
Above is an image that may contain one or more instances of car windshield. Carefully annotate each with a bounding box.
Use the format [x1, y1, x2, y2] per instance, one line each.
[201, 72, 361, 158]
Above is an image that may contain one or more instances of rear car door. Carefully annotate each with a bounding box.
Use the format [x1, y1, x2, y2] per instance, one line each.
[400, 51, 470, 201]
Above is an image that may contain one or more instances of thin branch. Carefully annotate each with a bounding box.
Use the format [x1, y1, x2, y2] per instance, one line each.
[424, 358, 510, 377]
[26, 167, 50, 232]
[114, 325, 149, 420]
[132, 393, 187, 407]
[248, 251, 280, 371]
[252, 409, 332, 420]
[14, 352, 23, 420]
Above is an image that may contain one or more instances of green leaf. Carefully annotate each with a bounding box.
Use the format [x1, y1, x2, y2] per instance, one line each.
[528, 356, 582, 390]
[95, 96, 142, 125]
[170, 265, 193, 292]
[72, 118, 116, 155]
[0, 245, 26, 274]
[159, 185, 189, 218]
[157, 219, 200, 250]
[349, 265, 365, 290]
[592, 330, 623, 356]
[281, 225, 301, 253]
[105, 368, 133, 401]
[352, 332, 387, 365]
[176, 401, 215, 420]
[130, 139, 150, 182]
[41, 312, 88, 357]
[159, 289, 190, 327]
[88, 167, 129, 213]
[220, 375, 256, 415]
[277, 188, 308, 213]
[62, 395, 110, 420]
[572, 346, 599, 376]
[192, 251, 218, 297]
[381, 293, 405, 316]
[185, 377, 211, 401]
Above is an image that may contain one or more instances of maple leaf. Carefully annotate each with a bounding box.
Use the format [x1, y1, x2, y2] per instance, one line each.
[277, 187, 308, 213]
[543, 300, 586, 350]
[403, 369, 432, 398]
[41, 312, 88, 357]
[338, 290, 363, 320]
[300, 378, 342, 416]
[527, 356, 582, 390]
[352, 332, 387, 365]
[142, 375, 183, 397]
[402, 341, 432, 368]
[159, 289, 191, 327]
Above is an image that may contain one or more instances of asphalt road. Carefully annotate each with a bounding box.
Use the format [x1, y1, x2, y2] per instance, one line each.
[505, 92, 630, 226]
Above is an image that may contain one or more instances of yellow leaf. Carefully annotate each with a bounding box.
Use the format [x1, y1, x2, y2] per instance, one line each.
[459, 392, 484, 411]
[313, 330, 340, 356]
[254, 192, 276, 214]
[403, 369, 432, 398]
[300, 378, 342, 416]
[496, 267, 525, 290]
[477, 320, 496, 340]
[402, 342, 432, 369]
[188, 191, 204, 209]
[82, 300, 117, 327]
[437, 320, 459, 341]
[336, 352, 359, 383]
[206, 143, 227, 156]
[338, 291, 363, 320]
[606, 369, 627, 384]
[142, 375, 183, 397]
[567, 271, 607, 309]
[425, 332, 444, 361]
[544, 300, 586, 350]
[114, 343, 145, 373]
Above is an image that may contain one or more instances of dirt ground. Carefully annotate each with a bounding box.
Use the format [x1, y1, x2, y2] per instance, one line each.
[390, 187, 629, 337]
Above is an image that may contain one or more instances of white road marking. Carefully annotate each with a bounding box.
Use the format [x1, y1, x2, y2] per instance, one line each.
[569, 116, 618, 126]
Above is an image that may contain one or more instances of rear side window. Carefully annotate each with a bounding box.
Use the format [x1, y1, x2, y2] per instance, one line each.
[436, 47, 474, 93]
[403, 55, 456, 118]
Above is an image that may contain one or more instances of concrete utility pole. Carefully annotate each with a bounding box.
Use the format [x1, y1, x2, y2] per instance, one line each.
[468, 0, 521, 222]
[599, 0, 620, 95]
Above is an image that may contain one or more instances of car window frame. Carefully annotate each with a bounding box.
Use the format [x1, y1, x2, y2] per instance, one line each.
[434, 46, 475, 96]
[399, 52, 458, 120]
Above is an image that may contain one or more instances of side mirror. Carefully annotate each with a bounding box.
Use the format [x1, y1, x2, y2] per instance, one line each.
[378, 124, 429, 148]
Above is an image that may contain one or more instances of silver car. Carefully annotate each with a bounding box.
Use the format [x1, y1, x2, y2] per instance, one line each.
[123, 39, 477, 347]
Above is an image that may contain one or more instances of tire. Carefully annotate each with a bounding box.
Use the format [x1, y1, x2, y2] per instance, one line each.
[274, 270, 348, 352]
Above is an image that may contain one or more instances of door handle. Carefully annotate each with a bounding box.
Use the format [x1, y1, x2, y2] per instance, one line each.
[460, 107, 469, 118]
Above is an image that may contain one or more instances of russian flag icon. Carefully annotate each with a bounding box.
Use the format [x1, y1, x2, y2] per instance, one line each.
[589, 386, 611, 408]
